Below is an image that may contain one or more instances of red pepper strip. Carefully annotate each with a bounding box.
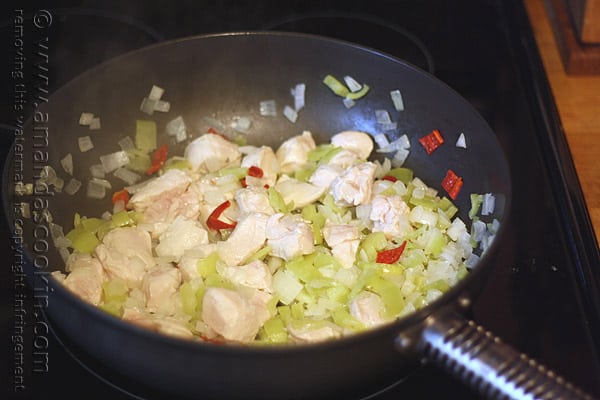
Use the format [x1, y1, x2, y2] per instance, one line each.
[441, 169, 463, 200]
[206, 200, 237, 230]
[146, 144, 168, 175]
[376, 241, 407, 264]
[207, 127, 220, 135]
[248, 165, 264, 178]
[418, 129, 445, 155]
[240, 177, 248, 188]
[382, 175, 398, 182]
[111, 189, 130, 205]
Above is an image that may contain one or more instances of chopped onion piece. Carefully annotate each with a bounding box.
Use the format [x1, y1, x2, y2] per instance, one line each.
[100, 150, 130, 173]
[375, 109, 392, 124]
[392, 147, 410, 167]
[373, 133, 389, 149]
[343, 75, 362, 92]
[471, 220, 487, 242]
[456, 133, 467, 149]
[342, 97, 355, 108]
[40, 165, 57, 183]
[488, 218, 501, 235]
[481, 193, 496, 216]
[89, 164, 105, 179]
[380, 122, 397, 131]
[64, 178, 82, 195]
[283, 105, 298, 123]
[140, 97, 156, 115]
[101, 211, 112, 220]
[466, 253, 480, 269]
[91, 178, 112, 189]
[231, 116, 252, 133]
[148, 85, 165, 101]
[114, 167, 141, 185]
[376, 134, 410, 153]
[18, 202, 31, 218]
[166, 116, 186, 136]
[61, 153, 73, 175]
[79, 112, 94, 125]
[87, 179, 107, 199]
[154, 100, 171, 112]
[89, 117, 101, 130]
[260, 100, 277, 117]
[78, 136, 94, 152]
[390, 89, 405, 111]
[54, 177, 65, 192]
[118, 136, 135, 151]
[125, 177, 155, 194]
[292, 83, 306, 111]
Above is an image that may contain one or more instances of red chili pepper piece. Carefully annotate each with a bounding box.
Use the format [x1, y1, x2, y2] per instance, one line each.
[146, 144, 168, 175]
[248, 166, 264, 178]
[207, 200, 237, 230]
[376, 241, 407, 264]
[207, 127, 220, 135]
[240, 177, 248, 188]
[111, 189, 130, 205]
[418, 129, 445, 155]
[441, 169, 463, 200]
[382, 175, 398, 182]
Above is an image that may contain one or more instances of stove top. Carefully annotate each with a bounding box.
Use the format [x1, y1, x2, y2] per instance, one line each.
[2, 1, 599, 399]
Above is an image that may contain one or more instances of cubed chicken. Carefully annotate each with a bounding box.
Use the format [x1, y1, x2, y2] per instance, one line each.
[217, 212, 269, 266]
[349, 291, 386, 327]
[178, 244, 217, 281]
[241, 145, 280, 187]
[219, 259, 273, 292]
[327, 149, 360, 168]
[287, 321, 342, 343]
[142, 266, 181, 315]
[122, 307, 193, 339]
[62, 253, 106, 305]
[201, 287, 270, 342]
[266, 213, 314, 261]
[155, 216, 209, 262]
[273, 178, 324, 209]
[369, 194, 413, 238]
[309, 164, 344, 190]
[235, 186, 274, 215]
[330, 162, 377, 206]
[322, 223, 360, 269]
[95, 226, 155, 288]
[330, 130, 374, 160]
[184, 133, 241, 172]
[276, 130, 316, 173]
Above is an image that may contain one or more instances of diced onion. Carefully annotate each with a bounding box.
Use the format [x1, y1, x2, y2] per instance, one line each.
[91, 178, 112, 189]
[54, 177, 65, 192]
[61, 153, 73, 175]
[79, 112, 94, 125]
[373, 133, 389, 149]
[78, 136, 94, 152]
[456, 133, 467, 148]
[342, 97, 355, 108]
[89, 117, 101, 130]
[471, 220, 487, 242]
[114, 167, 142, 185]
[379, 122, 397, 131]
[140, 97, 156, 115]
[166, 116, 186, 137]
[154, 100, 171, 112]
[148, 85, 164, 101]
[18, 202, 31, 218]
[259, 100, 277, 117]
[392, 147, 410, 167]
[292, 83, 306, 111]
[100, 150, 130, 173]
[390, 89, 405, 111]
[175, 129, 187, 143]
[375, 109, 392, 125]
[87, 179, 107, 199]
[376, 134, 410, 153]
[118, 136, 135, 151]
[481, 193, 496, 216]
[343, 75, 362, 92]
[64, 178, 82, 195]
[283, 105, 298, 123]
[231, 116, 252, 133]
[89, 164, 105, 179]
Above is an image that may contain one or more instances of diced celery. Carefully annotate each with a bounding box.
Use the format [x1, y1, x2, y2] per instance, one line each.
[386, 167, 413, 184]
[294, 163, 317, 182]
[326, 285, 349, 303]
[423, 279, 450, 292]
[425, 229, 447, 257]
[401, 248, 426, 268]
[69, 230, 100, 254]
[322, 194, 345, 217]
[111, 210, 135, 228]
[273, 269, 303, 305]
[408, 195, 440, 210]
[218, 167, 248, 179]
[135, 120, 157, 151]
[286, 256, 321, 283]
[368, 276, 405, 318]
[180, 282, 197, 316]
[469, 194, 484, 220]
[204, 274, 231, 289]
[261, 317, 288, 343]
[163, 158, 192, 172]
[126, 149, 152, 173]
[332, 308, 365, 331]
[277, 305, 292, 324]
[102, 278, 128, 302]
[307, 144, 342, 163]
[197, 252, 219, 278]
[359, 232, 387, 262]
[348, 265, 376, 299]
[323, 74, 350, 97]
[290, 302, 304, 320]
[80, 217, 105, 233]
[246, 245, 272, 262]
[99, 300, 123, 317]
[267, 187, 289, 213]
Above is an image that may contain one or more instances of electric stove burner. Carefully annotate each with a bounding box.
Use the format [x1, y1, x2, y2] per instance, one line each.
[260, 11, 435, 74]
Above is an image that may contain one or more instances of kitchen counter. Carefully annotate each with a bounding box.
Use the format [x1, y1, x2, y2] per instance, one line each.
[525, 0, 600, 247]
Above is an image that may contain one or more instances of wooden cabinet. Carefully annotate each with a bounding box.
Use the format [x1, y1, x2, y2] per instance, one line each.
[567, 0, 600, 43]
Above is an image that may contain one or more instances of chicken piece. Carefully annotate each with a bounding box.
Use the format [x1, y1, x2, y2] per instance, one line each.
[288, 321, 342, 343]
[142, 266, 181, 315]
[322, 224, 360, 269]
[240, 145, 280, 187]
[122, 308, 193, 339]
[266, 213, 314, 261]
[235, 186, 274, 215]
[273, 178, 324, 209]
[219, 260, 273, 292]
[309, 164, 344, 190]
[349, 291, 386, 327]
[330, 130, 374, 160]
[184, 133, 241, 172]
[217, 213, 269, 266]
[95, 226, 155, 288]
[330, 162, 377, 207]
[178, 244, 217, 281]
[201, 287, 270, 342]
[276, 130, 316, 173]
[62, 253, 106, 305]
[129, 169, 192, 211]
[327, 149, 360, 168]
[369, 194, 413, 238]
[155, 216, 209, 262]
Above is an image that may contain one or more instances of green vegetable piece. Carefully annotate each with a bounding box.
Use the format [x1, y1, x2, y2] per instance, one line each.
[218, 167, 248, 179]
[346, 84, 370, 100]
[80, 217, 105, 233]
[261, 317, 287, 343]
[180, 282, 198, 316]
[247, 245, 272, 262]
[267, 187, 289, 213]
[332, 308, 365, 331]
[323, 74, 350, 98]
[135, 120, 157, 151]
[126, 148, 152, 173]
[307, 145, 342, 163]
[386, 167, 414, 184]
[469, 194, 484, 220]
[197, 252, 219, 278]
[163, 158, 192, 172]
[368, 276, 404, 318]
[103, 279, 128, 302]
[70, 230, 100, 254]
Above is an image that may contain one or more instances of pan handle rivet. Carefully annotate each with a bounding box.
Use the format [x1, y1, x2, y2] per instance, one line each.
[458, 296, 471, 309]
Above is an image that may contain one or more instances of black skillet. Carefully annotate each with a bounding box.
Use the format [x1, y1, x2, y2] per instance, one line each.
[3, 32, 592, 400]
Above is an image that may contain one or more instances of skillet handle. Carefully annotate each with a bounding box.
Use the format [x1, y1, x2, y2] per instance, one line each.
[410, 312, 595, 400]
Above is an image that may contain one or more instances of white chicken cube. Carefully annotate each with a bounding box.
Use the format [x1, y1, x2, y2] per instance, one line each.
[326, 149, 360, 168]
[369, 194, 413, 238]
[155, 216, 209, 262]
[240, 145, 280, 187]
[142, 266, 181, 315]
[288, 321, 342, 343]
[330, 130, 374, 160]
[178, 244, 217, 281]
[219, 259, 273, 292]
[266, 213, 314, 261]
[62, 253, 106, 305]
[349, 291, 386, 327]
[235, 187, 274, 215]
[217, 212, 269, 266]
[330, 162, 377, 207]
[322, 223, 360, 269]
[184, 133, 241, 172]
[276, 130, 316, 173]
[308, 164, 344, 190]
[95, 226, 155, 288]
[129, 169, 192, 211]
